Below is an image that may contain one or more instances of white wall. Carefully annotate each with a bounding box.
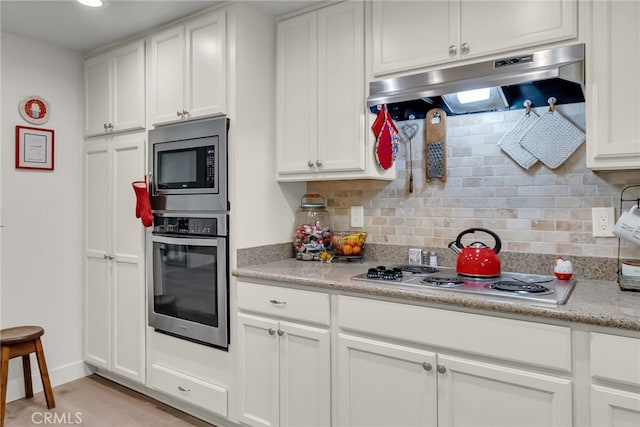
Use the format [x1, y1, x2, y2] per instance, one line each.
[227, 2, 304, 254]
[1, 32, 88, 401]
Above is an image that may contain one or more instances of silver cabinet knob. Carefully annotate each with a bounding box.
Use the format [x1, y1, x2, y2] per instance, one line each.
[448, 45, 457, 56]
[103, 123, 108, 130]
[422, 362, 432, 372]
[177, 110, 183, 117]
[182, 109, 189, 116]
[315, 160, 322, 167]
[269, 299, 286, 305]
[307, 160, 314, 168]
[277, 328, 284, 336]
[437, 364, 446, 374]
[461, 42, 470, 55]
[268, 328, 276, 335]
[177, 385, 191, 392]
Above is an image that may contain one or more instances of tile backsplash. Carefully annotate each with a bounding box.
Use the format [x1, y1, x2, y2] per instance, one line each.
[309, 103, 640, 260]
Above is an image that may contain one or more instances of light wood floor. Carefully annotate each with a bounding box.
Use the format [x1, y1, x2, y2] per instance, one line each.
[4, 374, 216, 426]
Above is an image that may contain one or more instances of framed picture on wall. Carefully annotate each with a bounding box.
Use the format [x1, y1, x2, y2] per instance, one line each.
[15, 125, 54, 170]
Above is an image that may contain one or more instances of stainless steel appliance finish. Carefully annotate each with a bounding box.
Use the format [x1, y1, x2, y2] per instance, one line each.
[149, 115, 228, 212]
[367, 44, 585, 118]
[352, 265, 576, 305]
[148, 212, 229, 349]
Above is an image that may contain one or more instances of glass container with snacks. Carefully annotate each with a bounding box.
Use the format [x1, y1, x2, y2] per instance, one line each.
[293, 194, 333, 261]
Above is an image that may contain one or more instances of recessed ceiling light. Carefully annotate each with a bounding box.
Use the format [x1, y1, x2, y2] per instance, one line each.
[78, 0, 103, 7]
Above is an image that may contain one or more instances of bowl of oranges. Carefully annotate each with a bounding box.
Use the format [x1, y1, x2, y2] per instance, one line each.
[330, 231, 367, 257]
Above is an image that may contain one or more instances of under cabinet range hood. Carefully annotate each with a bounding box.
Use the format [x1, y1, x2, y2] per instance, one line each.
[367, 44, 585, 120]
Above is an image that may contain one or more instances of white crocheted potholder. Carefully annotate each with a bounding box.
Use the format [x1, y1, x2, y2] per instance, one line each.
[519, 110, 585, 169]
[498, 111, 540, 169]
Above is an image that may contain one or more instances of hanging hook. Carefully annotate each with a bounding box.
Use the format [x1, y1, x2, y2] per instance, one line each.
[547, 97, 557, 112]
[523, 100, 532, 116]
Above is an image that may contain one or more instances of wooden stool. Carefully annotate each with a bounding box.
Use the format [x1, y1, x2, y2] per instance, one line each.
[0, 326, 55, 427]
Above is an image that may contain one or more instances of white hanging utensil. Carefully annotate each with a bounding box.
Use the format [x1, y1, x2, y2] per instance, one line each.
[519, 97, 585, 169]
[497, 100, 540, 169]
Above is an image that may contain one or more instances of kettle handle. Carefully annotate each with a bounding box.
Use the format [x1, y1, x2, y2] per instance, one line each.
[455, 228, 502, 254]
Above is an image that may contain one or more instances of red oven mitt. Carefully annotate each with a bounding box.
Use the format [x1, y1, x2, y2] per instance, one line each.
[132, 177, 153, 227]
[372, 105, 399, 170]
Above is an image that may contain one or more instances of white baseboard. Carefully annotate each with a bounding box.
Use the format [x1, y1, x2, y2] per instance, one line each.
[5, 360, 93, 403]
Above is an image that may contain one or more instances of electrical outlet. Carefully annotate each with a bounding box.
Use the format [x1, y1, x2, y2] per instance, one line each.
[592, 207, 615, 237]
[351, 206, 364, 228]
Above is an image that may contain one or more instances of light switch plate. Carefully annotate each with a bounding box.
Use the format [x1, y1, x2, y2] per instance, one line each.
[350, 206, 364, 228]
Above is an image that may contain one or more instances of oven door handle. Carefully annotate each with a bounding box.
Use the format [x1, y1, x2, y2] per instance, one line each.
[151, 234, 222, 247]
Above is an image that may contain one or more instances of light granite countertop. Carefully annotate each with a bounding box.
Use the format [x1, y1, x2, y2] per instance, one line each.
[233, 259, 640, 332]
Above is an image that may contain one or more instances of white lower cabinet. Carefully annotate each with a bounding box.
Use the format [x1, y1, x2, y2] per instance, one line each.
[590, 333, 640, 427]
[337, 334, 438, 427]
[83, 133, 146, 384]
[337, 295, 573, 427]
[591, 386, 640, 427]
[436, 354, 572, 427]
[237, 282, 331, 427]
[149, 363, 227, 417]
[337, 334, 572, 427]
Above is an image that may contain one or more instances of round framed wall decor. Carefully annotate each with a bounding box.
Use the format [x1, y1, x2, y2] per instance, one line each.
[19, 96, 50, 125]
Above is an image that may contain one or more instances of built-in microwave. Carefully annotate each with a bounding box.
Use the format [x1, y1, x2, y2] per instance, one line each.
[149, 115, 228, 212]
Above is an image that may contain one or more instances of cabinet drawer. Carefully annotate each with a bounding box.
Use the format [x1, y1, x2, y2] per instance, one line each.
[591, 332, 640, 386]
[338, 295, 571, 372]
[150, 363, 227, 417]
[237, 281, 330, 326]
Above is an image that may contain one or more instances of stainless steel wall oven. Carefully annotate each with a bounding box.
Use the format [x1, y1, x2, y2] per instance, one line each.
[148, 213, 228, 349]
[147, 115, 230, 349]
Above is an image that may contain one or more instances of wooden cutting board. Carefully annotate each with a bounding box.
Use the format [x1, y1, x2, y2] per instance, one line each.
[425, 108, 447, 182]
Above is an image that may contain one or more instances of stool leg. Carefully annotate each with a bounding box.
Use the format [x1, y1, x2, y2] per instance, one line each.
[22, 355, 33, 399]
[33, 339, 55, 409]
[1, 346, 11, 427]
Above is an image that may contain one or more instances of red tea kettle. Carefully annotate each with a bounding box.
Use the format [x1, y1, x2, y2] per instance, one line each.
[448, 228, 502, 278]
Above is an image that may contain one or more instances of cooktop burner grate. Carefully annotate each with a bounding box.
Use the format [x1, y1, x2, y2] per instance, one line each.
[489, 281, 552, 294]
[398, 265, 439, 274]
[420, 277, 464, 287]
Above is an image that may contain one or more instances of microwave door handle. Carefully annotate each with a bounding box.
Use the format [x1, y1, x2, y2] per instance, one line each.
[151, 235, 221, 247]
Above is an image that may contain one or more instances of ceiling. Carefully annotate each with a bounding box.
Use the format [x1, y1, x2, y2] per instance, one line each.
[0, 0, 324, 53]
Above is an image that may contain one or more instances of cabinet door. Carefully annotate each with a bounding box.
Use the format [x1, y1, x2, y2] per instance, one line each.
[150, 25, 185, 125]
[337, 333, 437, 427]
[371, 1, 459, 75]
[185, 11, 227, 119]
[592, 385, 640, 427]
[84, 55, 112, 137]
[110, 137, 145, 383]
[112, 42, 145, 133]
[238, 313, 280, 427]
[276, 11, 318, 175]
[279, 321, 330, 427]
[460, 0, 577, 59]
[84, 141, 111, 368]
[587, 0, 640, 169]
[437, 354, 572, 427]
[317, 1, 365, 173]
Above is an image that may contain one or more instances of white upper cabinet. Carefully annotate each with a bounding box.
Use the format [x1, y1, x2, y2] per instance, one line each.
[371, 1, 459, 75]
[277, 1, 394, 181]
[586, 0, 640, 170]
[149, 11, 227, 125]
[84, 40, 145, 136]
[371, 0, 578, 76]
